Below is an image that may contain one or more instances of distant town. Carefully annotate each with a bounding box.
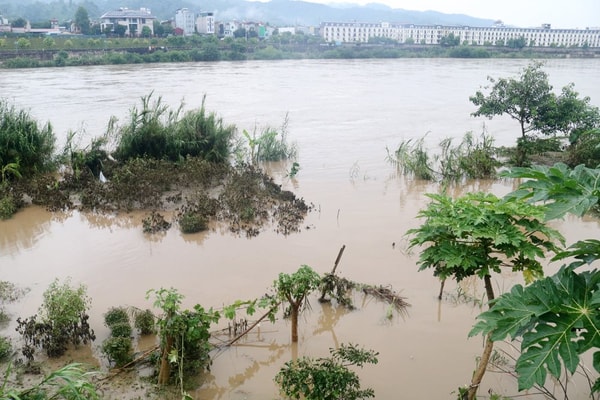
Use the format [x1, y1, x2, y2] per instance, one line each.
[1, 6, 599, 49]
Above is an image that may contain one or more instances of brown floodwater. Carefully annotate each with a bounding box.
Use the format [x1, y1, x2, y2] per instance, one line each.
[2, 168, 598, 399]
[1, 58, 600, 398]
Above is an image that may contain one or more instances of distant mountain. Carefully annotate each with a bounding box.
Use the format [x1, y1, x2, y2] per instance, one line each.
[1, 0, 496, 28]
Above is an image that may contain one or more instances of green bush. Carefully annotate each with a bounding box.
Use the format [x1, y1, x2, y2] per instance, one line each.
[104, 307, 129, 329]
[0, 192, 17, 220]
[0, 336, 12, 361]
[0, 99, 56, 179]
[178, 211, 208, 234]
[567, 130, 600, 168]
[16, 278, 95, 361]
[134, 309, 155, 335]
[102, 336, 133, 367]
[109, 322, 132, 338]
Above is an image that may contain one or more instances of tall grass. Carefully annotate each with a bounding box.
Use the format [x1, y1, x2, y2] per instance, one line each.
[112, 93, 236, 163]
[0, 99, 56, 179]
[386, 136, 434, 180]
[243, 114, 297, 164]
[387, 131, 499, 181]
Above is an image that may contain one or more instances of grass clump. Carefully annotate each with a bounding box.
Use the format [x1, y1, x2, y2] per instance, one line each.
[243, 114, 297, 163]
[0, 99, 56, 179]
[388, 131, 499, 182]
[112, 93, 236, 164]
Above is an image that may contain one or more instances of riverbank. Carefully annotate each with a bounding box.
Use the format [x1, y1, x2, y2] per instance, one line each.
[1, 37, 598, 68]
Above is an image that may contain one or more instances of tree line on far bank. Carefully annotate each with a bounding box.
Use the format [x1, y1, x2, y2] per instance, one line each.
[1, 30, 597, 69]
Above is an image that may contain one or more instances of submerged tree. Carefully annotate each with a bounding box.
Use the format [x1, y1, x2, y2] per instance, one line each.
[272, 265, 321, 342]
[470, 61, 599, 166]
[149, 288, 220, 389]
[407, 192, 564, 400]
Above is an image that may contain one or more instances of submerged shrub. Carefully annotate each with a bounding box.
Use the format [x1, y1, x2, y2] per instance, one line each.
[102, 336, 133, 367]
[133, 309, 155, 335]
[0, 336, 12, 361]
[104, 307, 130, 329]
[178, 211, 208, 234]
[567, 129, 600, 168]
[16, 278, 95, 361]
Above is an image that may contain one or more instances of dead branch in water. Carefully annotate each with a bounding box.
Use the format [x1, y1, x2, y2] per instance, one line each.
[360, 284, 410, 315]
[99, 345, 160, 381]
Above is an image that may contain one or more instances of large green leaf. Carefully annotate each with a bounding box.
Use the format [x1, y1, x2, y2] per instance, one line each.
[471, 266, 600, 391]
[406, 192, 563, 282]
[502, 162, 600, 220]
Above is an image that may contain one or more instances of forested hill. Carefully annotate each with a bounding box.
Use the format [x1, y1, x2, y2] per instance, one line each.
[2, 0, 495, 27]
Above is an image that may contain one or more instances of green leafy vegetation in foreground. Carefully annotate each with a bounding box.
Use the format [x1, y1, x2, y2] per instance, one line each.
[406, 192, 564, 400]
[275, 343, 379, 400]
[0, 362, 100, 400]
[469, 163, 600, 397]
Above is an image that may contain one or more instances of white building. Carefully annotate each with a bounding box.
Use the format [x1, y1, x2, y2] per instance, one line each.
[196, 12, 215, 35]
[175, 8, 196, 36]
[100, 8, 155, 37]
[320, 22, 600, 48]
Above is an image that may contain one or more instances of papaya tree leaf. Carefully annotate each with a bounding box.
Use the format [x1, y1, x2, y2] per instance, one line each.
[502, 162, 600, 220]
[471, 266, 600, 391]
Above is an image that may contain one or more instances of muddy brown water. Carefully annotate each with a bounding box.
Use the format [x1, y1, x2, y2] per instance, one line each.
[1, 59, 600, 398]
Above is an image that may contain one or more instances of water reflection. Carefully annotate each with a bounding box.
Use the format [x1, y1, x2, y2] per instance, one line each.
[0, 206, 55, 255]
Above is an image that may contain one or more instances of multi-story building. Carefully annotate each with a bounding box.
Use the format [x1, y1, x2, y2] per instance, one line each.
[175, 8, 196, 36]
[196, 12, 215, 35]
[320, 22, 600, 48]
[100, 8, 155, 37]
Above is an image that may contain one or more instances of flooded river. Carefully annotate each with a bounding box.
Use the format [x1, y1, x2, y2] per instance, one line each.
[1, 58, 600, 398]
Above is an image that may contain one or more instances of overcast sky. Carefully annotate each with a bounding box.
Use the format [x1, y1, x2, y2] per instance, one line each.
[306, 0, 600, 29]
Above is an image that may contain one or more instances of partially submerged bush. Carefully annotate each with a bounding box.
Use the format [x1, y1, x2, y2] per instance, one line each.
[102, 336, 133, 367]
[178, 211, 208, 234]
[104, 307, 132, 338]
[0, 336, 12, 361]
[133, 309, 155, 335]
[16, 278, 95, 361]
[567, 129, 600, 168]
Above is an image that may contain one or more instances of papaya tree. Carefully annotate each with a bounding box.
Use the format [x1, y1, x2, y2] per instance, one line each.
[272, 265, 321, 343]
[149, 288, 220, 389]
[471, 163, 600, 395]
[407, 192, 564, 400]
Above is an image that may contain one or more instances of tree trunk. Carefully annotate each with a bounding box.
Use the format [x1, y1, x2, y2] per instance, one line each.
[158, 335, 173, 385]
[466, 274, 496, 400]
[291, 304, 299, 343]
